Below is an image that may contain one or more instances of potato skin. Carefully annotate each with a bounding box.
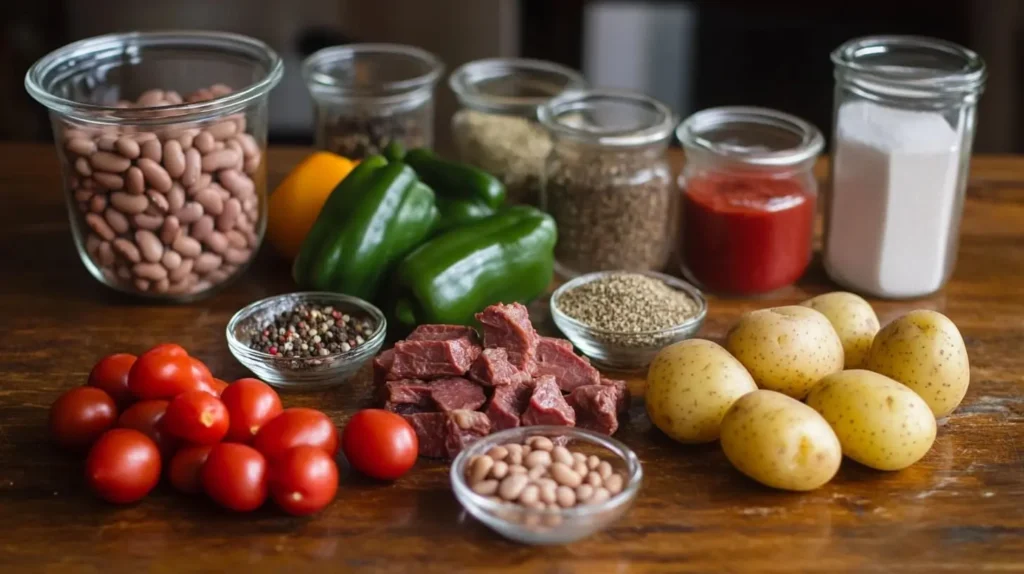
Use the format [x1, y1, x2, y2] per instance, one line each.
[865, 310, 970, 418]
[719, 390, 842, 491]
[646, 339, 757, 444]
[800, 292, 880, 369]
[725, 306, 845, 399]
[806, 370, 936, 470]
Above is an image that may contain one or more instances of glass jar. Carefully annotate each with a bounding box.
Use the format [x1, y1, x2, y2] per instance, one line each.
[538, 89, 678, 278]
[676, 107, 824, 296]
[826, 36, 986, 299]
[25, 31, 283, 301]
[449, 58, 586, 206]
[303, 44, 443, 159]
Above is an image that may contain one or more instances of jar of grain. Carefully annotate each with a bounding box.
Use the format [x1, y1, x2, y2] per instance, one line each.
[449, 58, 586, 206]
[538, 90, 678, 277]
[25, 31, 282, 301]
[303, 44, 443, 160]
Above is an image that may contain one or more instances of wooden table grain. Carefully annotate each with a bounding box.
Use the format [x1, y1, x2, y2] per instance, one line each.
[0, 142, 1021, 573]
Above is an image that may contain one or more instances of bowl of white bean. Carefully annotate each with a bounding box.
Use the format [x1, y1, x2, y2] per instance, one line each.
[450, 426, 643, 545]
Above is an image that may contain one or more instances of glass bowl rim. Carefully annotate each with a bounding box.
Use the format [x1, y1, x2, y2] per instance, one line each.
[450, 425, 643, 520]
[225, 291, 387, 365]
[550, 270, 708, 338]
[24, 30, 284, 123]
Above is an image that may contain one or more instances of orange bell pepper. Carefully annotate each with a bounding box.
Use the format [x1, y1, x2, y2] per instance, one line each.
[267, 151, 356, 259]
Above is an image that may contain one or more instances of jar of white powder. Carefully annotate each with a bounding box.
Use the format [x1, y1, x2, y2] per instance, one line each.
[826, 36, 986, 299]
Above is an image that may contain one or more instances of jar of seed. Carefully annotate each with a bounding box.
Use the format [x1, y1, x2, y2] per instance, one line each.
[303, 44, 443, 160]
[538, 90, 678, 277]
[449, 58, 586, 206]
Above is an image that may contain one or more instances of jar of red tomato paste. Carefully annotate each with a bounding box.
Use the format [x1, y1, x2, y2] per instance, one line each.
[675, 107, 824, 295]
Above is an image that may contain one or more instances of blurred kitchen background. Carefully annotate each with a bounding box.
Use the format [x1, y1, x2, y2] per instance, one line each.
[2, 0, 1021, 152]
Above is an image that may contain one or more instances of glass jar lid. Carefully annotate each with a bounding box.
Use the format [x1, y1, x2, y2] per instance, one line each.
[449, 58, 586, 117]
[832, 35, 986, 103]
[302, 43, 443, 105]
[675, 106, 824, 167]
[538, 89, 676, 148]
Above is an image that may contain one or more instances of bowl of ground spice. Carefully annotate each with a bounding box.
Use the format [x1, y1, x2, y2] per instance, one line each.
[226, 291, 386, 390]
[550, 271, 706, 372]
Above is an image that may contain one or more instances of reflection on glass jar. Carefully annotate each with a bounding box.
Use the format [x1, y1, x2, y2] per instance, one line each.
[538, 90, 677, 278]
[826, 36, 986, 299]
[676, 107, 823, 296]
[303, 44, 443, 160]
[25, 31, 283, 301]
[449, 58, 586, 206]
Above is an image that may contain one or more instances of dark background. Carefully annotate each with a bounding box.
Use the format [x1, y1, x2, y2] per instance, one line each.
[3, 0, 1018, 152]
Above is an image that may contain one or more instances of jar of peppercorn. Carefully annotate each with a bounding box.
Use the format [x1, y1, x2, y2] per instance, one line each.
[675, 107, 824, 296]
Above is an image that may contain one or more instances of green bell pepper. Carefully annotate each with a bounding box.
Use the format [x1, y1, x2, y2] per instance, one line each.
[387, 205, 557, 328]
[435, 197, 496, 233]
[404, 148, 506, 209]
[292, 157, 439, 300]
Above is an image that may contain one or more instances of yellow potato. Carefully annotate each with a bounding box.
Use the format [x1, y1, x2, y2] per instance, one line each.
[646, 339, 757, 444]
[806, 370, 936, 471]
[800, 292, 880, 368]
[719, 390, 842, 491]
[725, 306, 844, 399]
[865, 309, 970, 418]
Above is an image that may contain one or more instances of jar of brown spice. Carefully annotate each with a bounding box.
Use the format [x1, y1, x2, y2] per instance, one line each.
[538, 90, 678, 278]
[303, 44, 443, 160]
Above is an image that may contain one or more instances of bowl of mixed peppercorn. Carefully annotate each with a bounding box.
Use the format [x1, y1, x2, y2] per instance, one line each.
[226, 291, 386, 389]
[550, 271, 707, 372]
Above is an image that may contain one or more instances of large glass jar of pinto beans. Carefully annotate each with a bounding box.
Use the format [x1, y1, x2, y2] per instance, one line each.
[25, 31, 283, 300]
[675, 107, 824, 295]
[538, 89, 679, 278]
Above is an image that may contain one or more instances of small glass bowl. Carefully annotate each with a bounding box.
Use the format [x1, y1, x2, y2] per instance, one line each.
[550, 270, 707, 372]
[451, 426, 642, 545]
[226, 291, 386, 390]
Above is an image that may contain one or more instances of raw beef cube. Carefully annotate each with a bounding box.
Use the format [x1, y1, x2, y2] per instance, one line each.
[408, 324, 481, 344]
[403, 413, 449, 458]
[373, 349, 395, 388]
[600, 377, 631, 415]
[468, 348, 531, 387]
[430, 377, 486, 412]
[475, 302, 539, 371]
[387, 336, 481, 380]
[443, 410, 492, 458]
[521, 375, 576, 427]
[486, 379, 534, 431]
[567, 385, 620, 435]
[384, 379, 434, 413]
[403, 411, 491, 459]
[533, 337, 600, 392]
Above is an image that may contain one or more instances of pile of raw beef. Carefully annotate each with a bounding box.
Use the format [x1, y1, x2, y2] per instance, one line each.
[373, 303, 630, 459]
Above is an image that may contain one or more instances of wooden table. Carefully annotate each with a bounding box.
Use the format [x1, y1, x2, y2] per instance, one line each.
[1, 143, 1022, 573]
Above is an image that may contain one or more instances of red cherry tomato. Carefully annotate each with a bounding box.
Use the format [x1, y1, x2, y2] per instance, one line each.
[162, 390, 230, 445]
[253, 408, 338, 462]
[269, 446, 339, 516]
[49, 387, 118, 451]
[87, 353, 137, 407]
[210, 378, 230, 397]
[341, 409, 418, 480]
[220, 378, 283, 443]
[85, 428, 161, 504]
[202, 443, 268, 512]
[189, 357, 217, 395]
[118, 400, 178, 457]
[127, 343, 198, 400]
[168, 444, 214, 494]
